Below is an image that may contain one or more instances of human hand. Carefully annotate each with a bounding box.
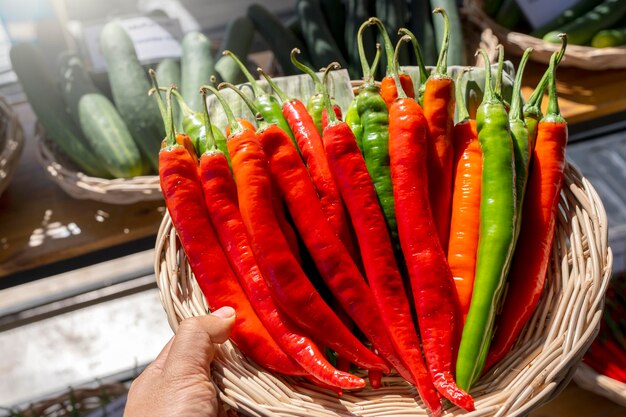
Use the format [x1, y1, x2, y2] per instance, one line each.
[124, 306, 236, 417]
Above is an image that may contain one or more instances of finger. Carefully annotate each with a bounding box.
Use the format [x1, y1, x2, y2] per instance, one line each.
[164, 307, 236, 375]
[148, 336, 174, 371]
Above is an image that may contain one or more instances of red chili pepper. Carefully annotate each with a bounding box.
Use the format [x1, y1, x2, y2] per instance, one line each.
[485, 49, 568, 370]
[319, 66, 443, 400]
[258, 68, 359, 263]
[198, 86, 365, 390]
[367, 18, 415, 107]
[423, 9, 455, 253]
[258, 121, 392, 374]
[388, 38, 473, 412]
[225, 117, 256, 136]
[321, 105, 343, 132]
[448, 70, 481, 321]
[156, 88, 304, 376]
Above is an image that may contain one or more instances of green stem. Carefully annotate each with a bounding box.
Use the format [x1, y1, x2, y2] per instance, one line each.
[223, 50, 265, 98]
[433, 8, 450, 77]
[368, 17, 395, 76]
[357, 20, 374, 82]
[370, 43, 382, 79]
[392, 36, 411, 99]
[456, 68, 470, 122]
[291, 48, 323, 94]
[148, 69, 169, 130]
[545, 50, 562, 119]
[510, 48, 533, 121]
[219, 82, 261, 116]
[321, 63, 341, 124]
[526, 34, 567, 110]
[201, 84, 242, 136]
[200, 87, 217, 151]
[477, 49, 494, 102]
[257, 67, 289, 103]
[495, 44, 504, 98]
[148, 69, 176, 146]
[398, 28, 428, 86]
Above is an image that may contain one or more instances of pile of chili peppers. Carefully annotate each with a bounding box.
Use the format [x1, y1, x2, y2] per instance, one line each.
[153, 9, 570, 416]
[582, 273, 626, 383]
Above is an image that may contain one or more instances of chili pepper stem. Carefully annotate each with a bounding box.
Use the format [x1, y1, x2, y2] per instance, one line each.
[291, 48, 323, 94]
[392, 36, 412, 99]
[199, 88, 219, 151]
[494, 45, 505, 98]
[476, 49, 495, 103]
[456, 68, 471, 122]
[510, 49, 533, 122]
[543, 49, 565, 124]
[201, 84, 243, 136]
[368, 17, 395, 77]
[432, 8, 449, 78]
[525, 34, 567, 113]
[223, 50, 266, 98]
[398, 28, 428, 87]
[148, 69, 176, 147]
[321, 63, 341, 124]
[357, 20, 375, 82]
[258, 67, 289, 103]
[219, 82, 262, 118]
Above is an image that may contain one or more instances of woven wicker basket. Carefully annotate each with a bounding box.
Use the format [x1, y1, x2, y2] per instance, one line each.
[11, 383, 128, 417]
[573, 363, 626, 407]
[155, 160, 612, 417]
[0, 96, 25, 198]
[463, 0, 626, 70]
[34, 124, 162, 204]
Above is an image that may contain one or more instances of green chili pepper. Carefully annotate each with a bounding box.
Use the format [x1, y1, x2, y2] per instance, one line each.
[523, 35, 567, 150]
[353, 20, 397, 242]
[223, 50, 297, 149]
[509, 47, 532, 241]
[346, 39, 382, 153]
[168, 88, 230, 165]
[456, 49, 517, 391]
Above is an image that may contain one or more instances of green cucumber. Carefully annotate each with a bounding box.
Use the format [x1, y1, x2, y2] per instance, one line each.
[181, 32, 215, 112]
[408, 0, 437, 66]
[591, 27, 626, 47]
[10, 43, 110, 178]
[345, 0, 376, 79]
[494, 0, 523, 30]
[543, 0, 626, 45]
[155, 58, 182, 130]
[247, 3, 312, 75]
[215, 16, 255, 84]
[59, 53, 143, 178]
[532, 0, 603, 38]
[320, 0, 348, 58]
[297, 0, 348, 70]
[429, 0, 466, 65]
[100, 21, 164, 171]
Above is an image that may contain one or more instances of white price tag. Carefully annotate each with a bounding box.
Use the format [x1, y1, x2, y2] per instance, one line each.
[515, 0, 580, 29]
[80, 15, 183, 72]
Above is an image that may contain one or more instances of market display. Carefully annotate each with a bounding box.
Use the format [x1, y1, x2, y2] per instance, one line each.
[145, 6, 574, 414]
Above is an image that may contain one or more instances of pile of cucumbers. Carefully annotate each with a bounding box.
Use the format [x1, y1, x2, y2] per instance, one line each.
[486, 0, 626, 48]
[245, 0, 466, 79]
[10, 15, 254, 180]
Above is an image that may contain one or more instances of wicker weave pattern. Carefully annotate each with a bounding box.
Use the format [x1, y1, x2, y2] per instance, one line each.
[574, 363, 626, 407]
[463, 1, 626, 70]
[155, 163, 612, 417]
[0, 96, 25, 197]
[34, 124, 162, 204]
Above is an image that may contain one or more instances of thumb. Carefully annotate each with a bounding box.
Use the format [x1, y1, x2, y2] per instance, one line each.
[164, 307, 236, 375]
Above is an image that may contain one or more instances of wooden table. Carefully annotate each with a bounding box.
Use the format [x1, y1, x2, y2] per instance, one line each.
[0, 102, 165, 279]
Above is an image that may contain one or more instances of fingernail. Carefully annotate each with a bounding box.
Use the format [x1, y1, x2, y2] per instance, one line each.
[212, 306, 236, 319]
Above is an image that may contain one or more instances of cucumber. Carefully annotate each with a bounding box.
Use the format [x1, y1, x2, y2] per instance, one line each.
[155, 58, 182, 130]
[100, 21, 164, 172]
[429, 0, 466, 65]
[345, 0, 376, 79]
[591, 27, 626, 47]
[247, 3, 313, 75]
[59, 53, 143, 178]
[297, 0, 348, 70]
[543, 0, 626, 45]
[494, 0, 523, 30]
[531, 0, 603, 38]
[408, 0, 437, 66]
[181, 31, 215, 112]
[215, 16, 255, 84]
[320, 0, 348, 58]
[10, 43, 110, 178]
[375, 0, 410, 70]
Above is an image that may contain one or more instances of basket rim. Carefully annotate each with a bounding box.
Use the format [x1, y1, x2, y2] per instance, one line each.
[34, 123, 163, 204]
[462, 0, 626, 70]
[0, 95, 25, 197]
[153, 161, 613, 417]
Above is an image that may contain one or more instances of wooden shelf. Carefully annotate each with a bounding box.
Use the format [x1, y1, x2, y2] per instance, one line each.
[0, 102, 165, 279]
